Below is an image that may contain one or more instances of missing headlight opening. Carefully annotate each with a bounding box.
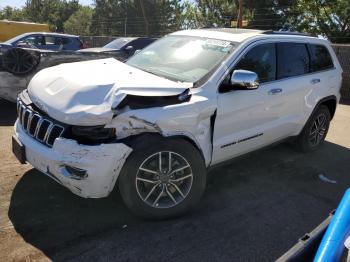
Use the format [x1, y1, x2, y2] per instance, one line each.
[70, 126, 116, 144]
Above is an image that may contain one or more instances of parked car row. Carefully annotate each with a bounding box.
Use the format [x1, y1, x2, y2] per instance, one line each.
[79, 37, 156, 61]
[0, 32, 85, 51]
[0, 32, 156, 75]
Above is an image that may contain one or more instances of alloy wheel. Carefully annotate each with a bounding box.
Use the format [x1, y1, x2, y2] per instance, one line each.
[309, 113, 327, 146]
[135, 151, 193, 209]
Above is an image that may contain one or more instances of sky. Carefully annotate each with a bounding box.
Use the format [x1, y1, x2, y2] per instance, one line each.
[0, 0, 193, 9]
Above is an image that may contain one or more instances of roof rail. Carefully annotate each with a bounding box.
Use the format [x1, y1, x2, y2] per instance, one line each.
[263, 30, 313, 37]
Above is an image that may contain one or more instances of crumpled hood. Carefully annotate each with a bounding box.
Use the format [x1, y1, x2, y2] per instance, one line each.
[28, 58, 188, 125]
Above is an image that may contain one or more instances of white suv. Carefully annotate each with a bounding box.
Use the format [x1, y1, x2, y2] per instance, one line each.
[13, 29, 342, 218]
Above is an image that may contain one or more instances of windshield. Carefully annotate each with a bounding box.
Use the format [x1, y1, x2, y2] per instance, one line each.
[104, 38, 133, 49]
[126, 35, 235, 83]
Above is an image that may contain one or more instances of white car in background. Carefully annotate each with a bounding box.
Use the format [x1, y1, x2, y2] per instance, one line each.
[13, 28, 342, 219]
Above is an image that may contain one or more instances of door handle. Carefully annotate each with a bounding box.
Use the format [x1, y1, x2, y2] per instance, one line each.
[311, 78, 321, 84]
[268, 88, 282, 95]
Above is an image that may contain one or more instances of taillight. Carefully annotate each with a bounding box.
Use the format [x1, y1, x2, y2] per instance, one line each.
[79, 41, 86, 49]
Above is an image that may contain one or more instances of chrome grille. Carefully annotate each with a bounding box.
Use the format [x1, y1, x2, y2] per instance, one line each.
[17, 98, 64, 147]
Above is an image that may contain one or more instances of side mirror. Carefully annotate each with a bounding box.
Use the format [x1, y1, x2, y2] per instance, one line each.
[125, 45, 134, 54]
[230, 70, 259, 90]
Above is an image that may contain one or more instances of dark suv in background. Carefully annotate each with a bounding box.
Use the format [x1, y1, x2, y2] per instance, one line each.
[78, 37, 156, 61]
[0, 32, 84, 51]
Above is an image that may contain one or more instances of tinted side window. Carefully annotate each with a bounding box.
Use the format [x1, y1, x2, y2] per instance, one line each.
[235, 43, 276, 82]
[309, 44, 333, 72]
[128, 39, 153, 50]
[61, 37, 71, 45]
[277, 43, 309, 79]
[21, 35, 44, 46]
[44, 36, 56, 45]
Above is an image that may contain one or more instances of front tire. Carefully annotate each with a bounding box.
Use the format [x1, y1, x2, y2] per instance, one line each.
[295, 105, 331, 152]
[118, 135, 206, 219]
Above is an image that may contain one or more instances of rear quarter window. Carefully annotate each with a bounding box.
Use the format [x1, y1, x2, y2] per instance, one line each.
[62, 37, 71, 45]
[277, 43, 310, 79]
[309, 44, 334, 72]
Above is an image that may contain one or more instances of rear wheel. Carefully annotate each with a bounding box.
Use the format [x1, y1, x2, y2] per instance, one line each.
[2, 48, 40, 75]
[118, 136, 206, 219]
[295, 105, 331, 152]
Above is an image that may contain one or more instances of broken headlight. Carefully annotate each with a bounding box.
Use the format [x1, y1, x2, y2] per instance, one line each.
[71, 126, 116, 143]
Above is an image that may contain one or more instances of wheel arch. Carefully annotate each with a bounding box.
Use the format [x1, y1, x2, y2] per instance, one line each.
[120, 132, 206, 165]
[319, 97, 337, 119]
[299, 95, 337, 137]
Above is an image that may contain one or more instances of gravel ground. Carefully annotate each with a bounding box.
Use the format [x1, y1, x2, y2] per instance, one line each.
[1, 99, 350, 262]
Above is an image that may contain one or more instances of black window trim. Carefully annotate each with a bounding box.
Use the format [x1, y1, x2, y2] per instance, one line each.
[217, 40, 337, 93]
[276, 42, 310, 80]
[218, 41, 278, 91]
[307, 43, 335, 73]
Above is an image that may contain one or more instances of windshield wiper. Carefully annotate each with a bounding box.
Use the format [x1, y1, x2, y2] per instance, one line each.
[145, 67, 189, 83]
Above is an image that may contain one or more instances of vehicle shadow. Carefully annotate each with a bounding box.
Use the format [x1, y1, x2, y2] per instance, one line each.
[8, 141, 350, 261]
[0, 99, 17, 126]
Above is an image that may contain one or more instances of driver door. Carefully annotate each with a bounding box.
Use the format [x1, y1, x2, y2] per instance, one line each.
[212, 43, 283, 164]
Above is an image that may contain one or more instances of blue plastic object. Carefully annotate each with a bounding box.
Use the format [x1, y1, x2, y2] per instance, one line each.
[314, 188, 350, 262]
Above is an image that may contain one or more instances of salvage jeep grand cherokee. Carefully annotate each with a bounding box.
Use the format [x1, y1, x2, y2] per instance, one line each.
[13, 29, 342, 218]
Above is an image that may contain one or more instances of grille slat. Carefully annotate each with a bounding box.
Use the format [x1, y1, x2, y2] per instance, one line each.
[17, 99, 65, 147]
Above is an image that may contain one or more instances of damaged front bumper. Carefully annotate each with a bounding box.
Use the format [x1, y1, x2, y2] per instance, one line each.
[14, 120, 132, 198]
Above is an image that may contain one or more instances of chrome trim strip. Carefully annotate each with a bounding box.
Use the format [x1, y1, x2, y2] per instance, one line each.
[34, 117, 44, 138]
[36, 119, 50, 142]
[20, 105, 26, 125]
[43, 123, 54, 144]
[28, 114, 40, 137]
[46, 125, 64, 146]
[17, 98, 65, 147]
[26, 109, 33, 131]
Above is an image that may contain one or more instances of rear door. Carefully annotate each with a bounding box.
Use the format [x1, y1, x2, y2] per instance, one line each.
[274, 42, 317, 135]
[42, 35, 60, 50]
[308, 43, 340, 99]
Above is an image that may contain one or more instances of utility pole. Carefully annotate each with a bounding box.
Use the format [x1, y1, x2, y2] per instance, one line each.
[139, 0, 149, 36]
[237, 0, 244, 28]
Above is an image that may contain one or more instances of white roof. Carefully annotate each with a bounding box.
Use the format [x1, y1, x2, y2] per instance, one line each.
[171, 28, 320, 43]
[171, 28, 264, 42]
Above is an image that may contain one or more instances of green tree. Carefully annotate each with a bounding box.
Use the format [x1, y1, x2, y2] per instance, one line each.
[244, 0, 298, 30]
[24, 0, 80, 32]
[91, 0, 183, 37]
[194, 0, 237, 28]
[64, 6, 94, 35]
[287, 0, 350, 43]
[181, 1, 201, 29]
[0, 6, 27, 21]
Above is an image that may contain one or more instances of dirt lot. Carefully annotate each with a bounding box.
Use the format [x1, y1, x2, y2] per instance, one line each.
[1, 99, 350, 262]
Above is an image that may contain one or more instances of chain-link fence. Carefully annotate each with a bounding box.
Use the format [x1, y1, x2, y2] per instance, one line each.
[81, 36, 116, 48]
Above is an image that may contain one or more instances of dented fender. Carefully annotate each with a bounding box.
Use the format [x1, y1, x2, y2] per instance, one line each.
[106, 94, 217, 166]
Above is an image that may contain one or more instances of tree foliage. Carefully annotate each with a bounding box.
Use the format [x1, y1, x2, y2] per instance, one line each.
[0, 0, 349, 43]
[91, 0, 183, 37]
[0, 6, 27, 21]
[244, 0, 298, 30]
[64, 6, 94, 35]
[24, 0, 80, 31]
[288, 0, 350, 42]
[195, 0, 237, 28]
